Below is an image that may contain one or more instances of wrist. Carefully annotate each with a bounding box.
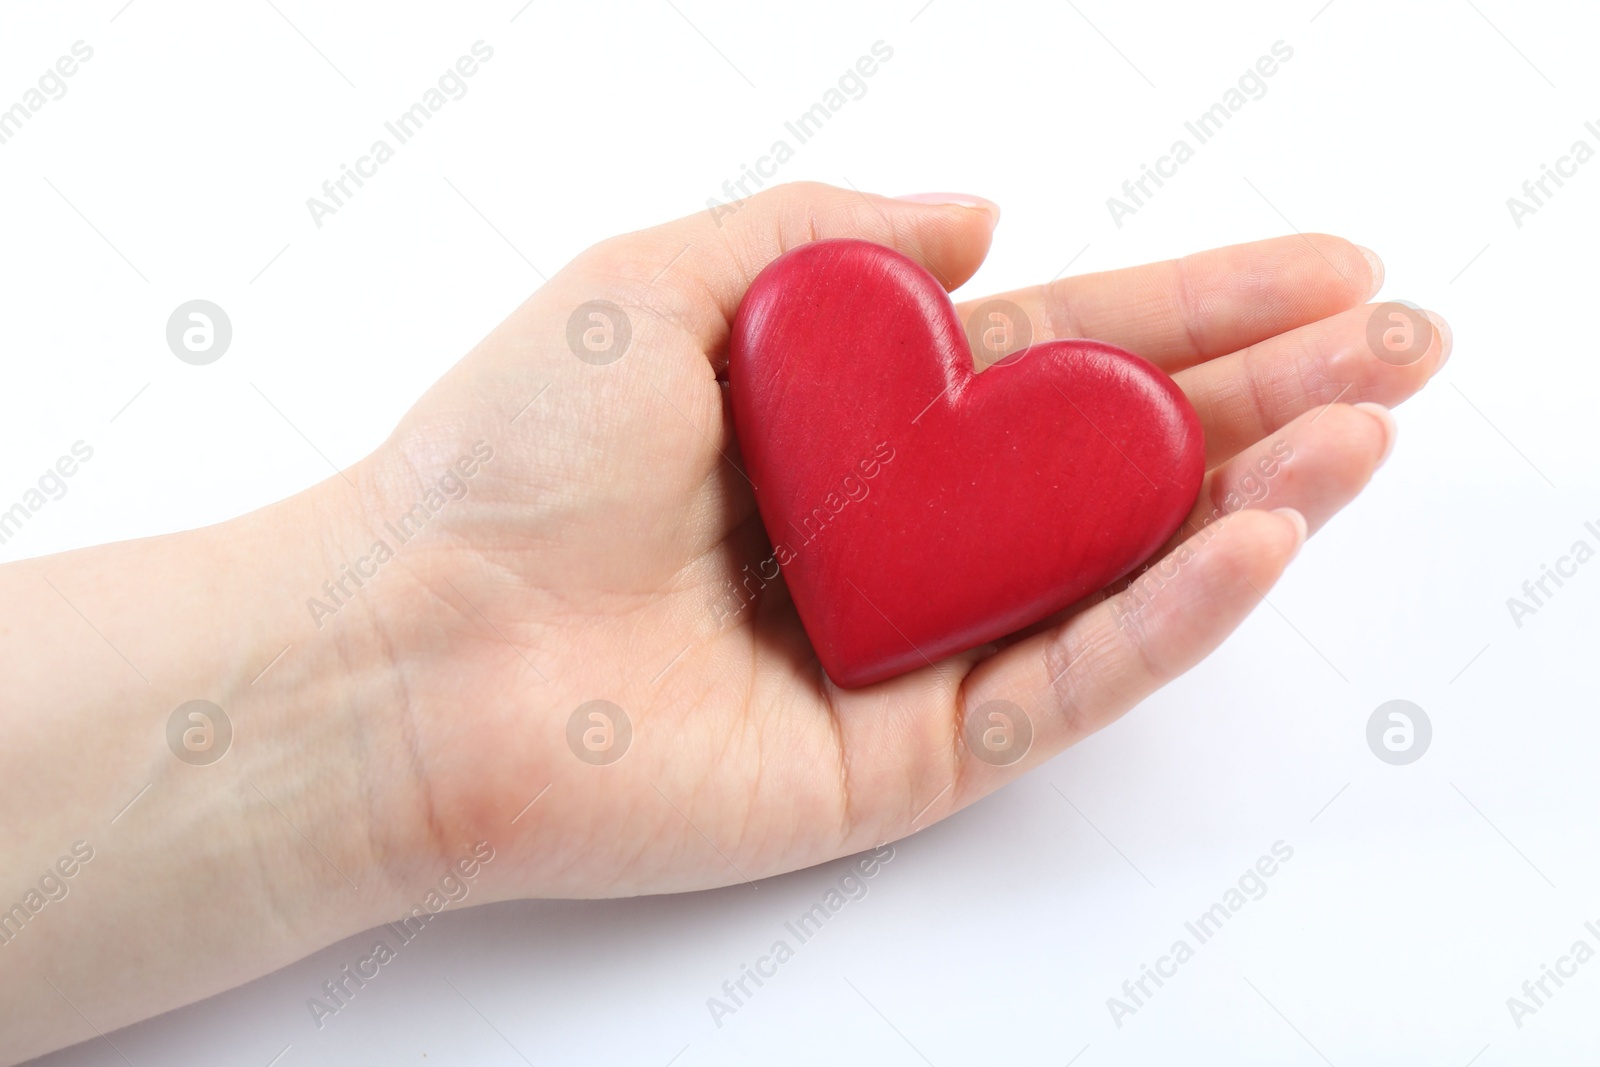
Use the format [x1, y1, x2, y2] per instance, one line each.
[0, 472, 411, 1061]
[137, 476, 419, 936]
[237, 466, 446, 925]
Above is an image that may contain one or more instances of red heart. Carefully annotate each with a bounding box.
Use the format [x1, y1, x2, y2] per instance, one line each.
[729, 239, 1205, 688]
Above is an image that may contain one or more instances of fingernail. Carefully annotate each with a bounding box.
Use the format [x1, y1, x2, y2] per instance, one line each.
[1356, 245, 1384, 299]
[1272, 507, 1308, 557]
[894, 192, 1000, 227]
[1354, 401, 1397, 468]
[1424, 310, 1452, 372]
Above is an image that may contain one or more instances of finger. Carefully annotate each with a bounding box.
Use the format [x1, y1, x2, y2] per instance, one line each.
[1003, 400, 1391, 647]
[826, 507, 1306, 847]
[1174, 401, 1393, 545]
[952, 234, 1381, 373]
[561, 182, 1001, 366]
[1175, 302, 1448, 466]
[1088, 401, 1389, 611]
[939, 508, 1307, 817]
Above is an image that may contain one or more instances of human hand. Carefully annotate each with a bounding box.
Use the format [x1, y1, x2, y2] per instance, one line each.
[0, 182, 1449, 1064]
[333, 181, 1448, 904]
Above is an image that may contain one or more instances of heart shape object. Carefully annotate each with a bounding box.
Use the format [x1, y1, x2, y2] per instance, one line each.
[729, 239, 1205, 688]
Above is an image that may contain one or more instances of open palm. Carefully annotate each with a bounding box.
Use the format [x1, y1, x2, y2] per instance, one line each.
[344, 182, 1445, 905]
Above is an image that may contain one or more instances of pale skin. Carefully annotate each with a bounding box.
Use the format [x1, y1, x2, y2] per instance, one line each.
[0, 182, 1448, 1063]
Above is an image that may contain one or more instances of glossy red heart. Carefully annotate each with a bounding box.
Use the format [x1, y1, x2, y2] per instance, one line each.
[729, 239, 1204, 688]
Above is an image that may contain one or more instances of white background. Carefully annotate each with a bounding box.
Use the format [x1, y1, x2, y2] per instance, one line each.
[4, 0, 1598, 1063]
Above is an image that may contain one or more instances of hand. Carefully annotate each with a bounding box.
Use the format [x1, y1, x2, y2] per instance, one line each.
[339, 181, 1447, 902]
[0, 182, 1448, 1064]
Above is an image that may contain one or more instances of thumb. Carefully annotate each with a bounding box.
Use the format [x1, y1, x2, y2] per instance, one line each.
[562, 181, 1000, 361]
